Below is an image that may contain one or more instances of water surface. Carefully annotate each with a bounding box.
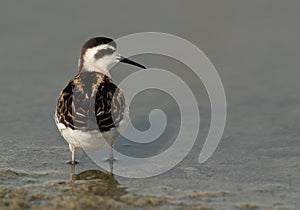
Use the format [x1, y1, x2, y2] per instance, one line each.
[0, 1, 299, 209]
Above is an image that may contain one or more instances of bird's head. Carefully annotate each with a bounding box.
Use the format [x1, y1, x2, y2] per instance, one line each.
[78, 37, 145, 76]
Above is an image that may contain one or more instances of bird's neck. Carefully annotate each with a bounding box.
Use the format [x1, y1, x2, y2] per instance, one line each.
[79, 63, 111, 78]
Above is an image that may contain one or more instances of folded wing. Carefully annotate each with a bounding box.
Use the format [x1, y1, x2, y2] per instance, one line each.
[55, 72, 125, 132]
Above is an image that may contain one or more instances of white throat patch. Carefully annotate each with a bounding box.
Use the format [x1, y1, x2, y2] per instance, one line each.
[81, 45, 118, 76]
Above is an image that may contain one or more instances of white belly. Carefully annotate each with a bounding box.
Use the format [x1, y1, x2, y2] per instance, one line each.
[54, 110, 128, 151]
[59, 126, 118, 150]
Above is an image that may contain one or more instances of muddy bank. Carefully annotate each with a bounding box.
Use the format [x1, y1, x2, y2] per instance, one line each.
[0, 169, 216, 210]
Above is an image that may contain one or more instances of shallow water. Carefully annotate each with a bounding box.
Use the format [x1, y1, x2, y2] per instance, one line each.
[1, 1, 300, 209]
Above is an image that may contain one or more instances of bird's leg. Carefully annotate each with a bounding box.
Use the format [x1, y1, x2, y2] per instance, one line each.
[70, 162, 76, 181]
[109, 145, 114, 162]
[70, 144, 75, 164]
[109, 145, 114, 175]
[68, 144, 79, 165]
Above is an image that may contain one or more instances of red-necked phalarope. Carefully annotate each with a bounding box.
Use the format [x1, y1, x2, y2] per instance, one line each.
[55, 37, 145, 166]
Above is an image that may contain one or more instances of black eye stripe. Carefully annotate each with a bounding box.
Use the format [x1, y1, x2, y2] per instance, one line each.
[94, 48, 115, 59]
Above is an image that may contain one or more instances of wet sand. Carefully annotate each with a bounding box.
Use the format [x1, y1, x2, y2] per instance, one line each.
[0, 169, 215, 210]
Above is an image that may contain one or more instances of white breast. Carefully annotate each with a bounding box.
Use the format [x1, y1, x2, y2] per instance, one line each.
[54, 109, 128, 151]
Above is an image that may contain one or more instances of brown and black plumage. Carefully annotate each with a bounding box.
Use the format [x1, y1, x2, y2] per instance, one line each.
[56, 72, 125, 132]
[54, 37, 145, 165]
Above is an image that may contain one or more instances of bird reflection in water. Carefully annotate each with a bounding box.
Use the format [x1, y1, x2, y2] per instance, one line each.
[69, 165, 126, 198]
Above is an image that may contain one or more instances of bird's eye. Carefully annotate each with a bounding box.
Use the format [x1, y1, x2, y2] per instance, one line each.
[94, 48, 115, 59]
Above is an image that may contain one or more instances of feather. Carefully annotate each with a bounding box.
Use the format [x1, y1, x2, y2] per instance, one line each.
[55, 72, 125, 132]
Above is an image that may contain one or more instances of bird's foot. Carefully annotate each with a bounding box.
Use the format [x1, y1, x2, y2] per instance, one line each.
[66, 160, 79, 165]
[105, 157, 118, 162]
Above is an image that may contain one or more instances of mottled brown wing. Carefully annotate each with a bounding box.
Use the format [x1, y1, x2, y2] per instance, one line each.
[56, 78, 76, 129]
[95, 76, 126, 132]
[56, 72, 125, 132]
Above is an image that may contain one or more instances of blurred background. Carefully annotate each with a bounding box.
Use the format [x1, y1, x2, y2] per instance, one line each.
[0, 1, 299, 209]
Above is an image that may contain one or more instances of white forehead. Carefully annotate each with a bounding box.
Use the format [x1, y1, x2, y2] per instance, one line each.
[95, 44, 115, 51]
[84, 44, 116, 60]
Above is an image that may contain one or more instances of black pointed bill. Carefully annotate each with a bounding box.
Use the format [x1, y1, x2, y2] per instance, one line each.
[119, 56, 146, 69]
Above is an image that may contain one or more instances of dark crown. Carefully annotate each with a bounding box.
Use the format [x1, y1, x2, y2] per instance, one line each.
[81, 37, 116, 52]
